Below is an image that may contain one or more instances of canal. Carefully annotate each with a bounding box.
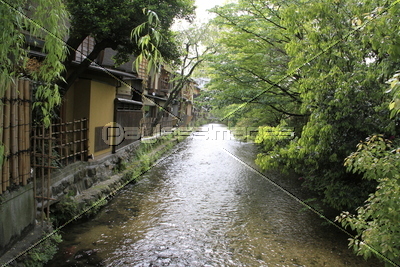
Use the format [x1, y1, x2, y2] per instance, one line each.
[47, 124, 381, 266]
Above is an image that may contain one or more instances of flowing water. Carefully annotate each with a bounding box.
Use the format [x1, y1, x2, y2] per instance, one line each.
[47, 124, 381, 266]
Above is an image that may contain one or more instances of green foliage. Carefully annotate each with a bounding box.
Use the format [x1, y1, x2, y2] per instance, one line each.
[210, 103, 246, 126]
[204, 0, 400, 212]
[52, 195, 79, 225]
[151, 23, 216, 127]
[206, 0, 300, 126]
[20, 233, 63, 267]
[65, 0, 195, 68]
[114, 159, 127, 173]
[337, 135, 400, 266]
[0, 2, 24, 92]
[0, 0, 68, 126]
[52, 194, 110, 226]
[132, 8, 164, 75]
[255, 124, 294, 153]
[60, 0, 196, 95]
[0, 0, 67, 164]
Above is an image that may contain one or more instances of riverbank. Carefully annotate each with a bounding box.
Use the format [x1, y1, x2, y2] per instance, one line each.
[0, 132, 187, 267]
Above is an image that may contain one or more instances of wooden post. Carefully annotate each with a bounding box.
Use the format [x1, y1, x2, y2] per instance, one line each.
[24, 79, 30, 185]
[80, 119, 84, 160]
[64, 122, 68, 166]
[0, 89, 4, 193]
[84, 118, 88, 160]
[33, 126, 37, 217]
[57, 121, 61, 165]
[41, 124, 45, 222]
[73, 120, 76, 162]
[18, 79, 25, 185]
[10, 81, 19, 185]
[47, 124, 52, 218]
[2, 84, 11, 190]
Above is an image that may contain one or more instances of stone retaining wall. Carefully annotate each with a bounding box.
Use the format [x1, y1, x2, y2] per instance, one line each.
[0, 184, 35, 257]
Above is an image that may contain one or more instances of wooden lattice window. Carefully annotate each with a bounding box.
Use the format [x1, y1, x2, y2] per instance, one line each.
[75, 36, 95, 62]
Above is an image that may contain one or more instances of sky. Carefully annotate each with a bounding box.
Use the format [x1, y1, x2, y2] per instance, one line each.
[194, 0, 227, 22]
[172, 0, 230, 30]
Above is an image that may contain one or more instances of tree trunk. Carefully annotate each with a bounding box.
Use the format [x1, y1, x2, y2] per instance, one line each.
[60, 39, 112, 97]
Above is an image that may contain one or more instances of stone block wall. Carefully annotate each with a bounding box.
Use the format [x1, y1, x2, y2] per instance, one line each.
[0, 184, 35, 256]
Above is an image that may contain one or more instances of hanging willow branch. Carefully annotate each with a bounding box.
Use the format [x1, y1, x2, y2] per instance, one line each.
[132, 8, 164, 75]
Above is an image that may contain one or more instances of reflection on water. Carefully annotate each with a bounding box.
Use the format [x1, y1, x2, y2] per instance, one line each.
[47, 124, 381, 266]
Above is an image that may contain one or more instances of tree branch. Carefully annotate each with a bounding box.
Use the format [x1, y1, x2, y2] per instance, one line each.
[60, 39, 112, 96]
[237, 66, 301, 103]
[214, 11, 287, 54]
[247, 1, 287, 31]
[268, 104, 306, 117]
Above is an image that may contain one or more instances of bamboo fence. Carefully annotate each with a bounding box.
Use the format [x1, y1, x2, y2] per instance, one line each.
[32, 118, 88, 219]
[1, 79, 31, 195]
[0, 78, 89, 223]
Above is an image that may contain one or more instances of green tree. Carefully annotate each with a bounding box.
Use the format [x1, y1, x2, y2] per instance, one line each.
[61, 0, 195, 94]
[205, 0, 304, 129]
[152, 23, 217, 127]
[255, 0, 397, 210]
[337, 134, 400, 266]
[132, 8, 165, 76]
[336, 35, 400, 265]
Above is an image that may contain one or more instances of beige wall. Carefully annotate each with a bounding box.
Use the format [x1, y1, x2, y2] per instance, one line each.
[89, 80, 115, 157]
[63, 78, 116, 157]
[62, 79, 90, 122]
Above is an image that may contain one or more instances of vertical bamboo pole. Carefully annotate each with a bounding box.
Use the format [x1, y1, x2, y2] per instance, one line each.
[66, 122, 70, 165]
[2, 84, 11, 190]
[85, 118, 88, 160]
[80, 119, 84, 160]
[0, 89, 4, 193]
[41, 124, 45, 222]
[33, 126, 37, 218]
[61, 121, 66, 165]
[47, 124, 52, 218]
[24, 79, 30, 185]
[57, 121, 60, 163]
[10, 81, 19, 185]
[18, 79, 25, 185]
[73, 120, 76, 162]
